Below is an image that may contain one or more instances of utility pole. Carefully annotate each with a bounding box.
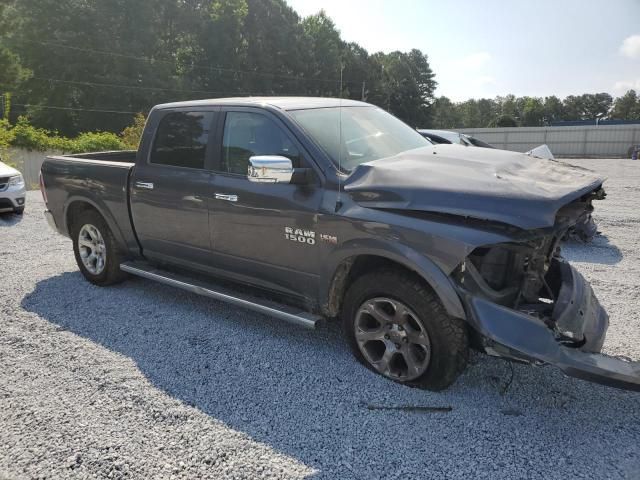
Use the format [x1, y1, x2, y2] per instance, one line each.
[361, 81, 366, 101]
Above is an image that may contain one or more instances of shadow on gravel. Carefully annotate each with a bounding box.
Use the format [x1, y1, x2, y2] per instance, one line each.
[22, 272, 640, 478]
[0, 211, 24, 227]
[563, 234, 623, 265]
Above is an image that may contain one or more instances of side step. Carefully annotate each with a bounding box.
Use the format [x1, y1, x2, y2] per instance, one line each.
[120, 261, 321, 329]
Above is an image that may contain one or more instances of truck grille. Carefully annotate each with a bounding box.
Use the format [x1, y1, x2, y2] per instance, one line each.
[0, 177, 8, 192]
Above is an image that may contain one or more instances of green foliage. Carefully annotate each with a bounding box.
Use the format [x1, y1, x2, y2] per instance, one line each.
[120, 113, 146, 149]
[430, 91, 631, 129]
[0, 119, 15, 148]
[490, 115, 517, 127]
[6, 116, 125, 153]
[66, 132, 125, 153]
[2, 0, 632, 131]
[11, 116, 53, 151]
[3, 0, 436, 134]
[611, 90, 640, 120]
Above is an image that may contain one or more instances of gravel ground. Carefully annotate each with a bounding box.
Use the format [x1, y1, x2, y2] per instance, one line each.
[1, 158, 639, 480]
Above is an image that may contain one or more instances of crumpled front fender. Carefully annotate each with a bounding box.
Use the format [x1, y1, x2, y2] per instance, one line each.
[462, 265, 640, 392]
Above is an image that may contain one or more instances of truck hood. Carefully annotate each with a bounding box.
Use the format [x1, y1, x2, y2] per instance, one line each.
[343, 144, 604, 230]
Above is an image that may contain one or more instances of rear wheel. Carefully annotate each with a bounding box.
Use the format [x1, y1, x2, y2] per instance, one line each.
[71, 210, 127, 286]
[342, 269, 469, 390]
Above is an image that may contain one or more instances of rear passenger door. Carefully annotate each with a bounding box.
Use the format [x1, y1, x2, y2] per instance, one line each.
[130, 108, 217, 267]
[208, 107, 323, 298]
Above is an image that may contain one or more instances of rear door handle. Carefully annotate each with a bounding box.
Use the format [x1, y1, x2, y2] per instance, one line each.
[135, 181, 154, 190]
[215, 193, 238, 202]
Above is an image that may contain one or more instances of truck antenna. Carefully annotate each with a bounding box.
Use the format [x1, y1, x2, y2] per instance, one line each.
[335, 63, 344, 213]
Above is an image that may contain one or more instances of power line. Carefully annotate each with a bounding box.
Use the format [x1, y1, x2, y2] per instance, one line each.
[11, 103, 140, 115]
[18, 39, 359, 86]
[25, 76, 266, 96]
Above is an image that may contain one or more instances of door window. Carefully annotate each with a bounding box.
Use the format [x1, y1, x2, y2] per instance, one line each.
[150, 111, 213, 169]
[221, 112, 301, 175]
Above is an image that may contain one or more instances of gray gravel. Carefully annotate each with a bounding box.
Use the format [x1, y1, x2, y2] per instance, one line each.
[1, 158, 639, 479]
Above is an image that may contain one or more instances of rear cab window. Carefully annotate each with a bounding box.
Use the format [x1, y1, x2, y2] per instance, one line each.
[150, 111, 214, 169]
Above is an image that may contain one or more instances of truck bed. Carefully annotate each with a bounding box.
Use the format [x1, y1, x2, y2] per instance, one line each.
[41, 151, 139, 253]
[59, 150, 138, 163]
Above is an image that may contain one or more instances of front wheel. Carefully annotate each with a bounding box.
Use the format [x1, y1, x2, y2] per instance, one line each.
[70, 210, 127, 286]
[342, 269, 469, 390]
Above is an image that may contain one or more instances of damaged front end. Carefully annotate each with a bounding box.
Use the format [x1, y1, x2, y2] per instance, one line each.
[453, 194, 640, 391]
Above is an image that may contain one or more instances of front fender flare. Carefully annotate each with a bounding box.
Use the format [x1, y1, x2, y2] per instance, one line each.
[320, 238, 466, 320]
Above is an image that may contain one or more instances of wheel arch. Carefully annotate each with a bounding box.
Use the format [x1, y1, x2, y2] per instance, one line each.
[64, 197, 127, 251]
[320, 241, 466, 321]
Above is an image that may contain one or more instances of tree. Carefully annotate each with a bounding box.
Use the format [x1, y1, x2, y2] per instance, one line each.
[0, 1, 30, 97]
[370, 49, 436, 127]
[562, 95, 583, 120]
[543, 96, 565, 124]
[301, 11, 342, 96]
[562, 93, 612, 120]
[491, 115, 517, 127]
[581, 93, 613, 119]
[520, 97, 545, 126]
[610, 90, 640, 120]
[429, 96, 462, 128]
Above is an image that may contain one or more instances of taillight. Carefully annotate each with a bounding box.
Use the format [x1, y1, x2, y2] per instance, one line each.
[39, 171, 48, 205]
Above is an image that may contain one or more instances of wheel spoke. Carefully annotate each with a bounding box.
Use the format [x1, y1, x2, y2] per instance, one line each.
[400, 345, 425, 376]
[355, 327, 386, 342]
[79, 238, 94, 248]
[393, 303, 409, 324]
[406, 330, 430, 346]
[364, 302, 392, 325]
[374, 347, 394, 375]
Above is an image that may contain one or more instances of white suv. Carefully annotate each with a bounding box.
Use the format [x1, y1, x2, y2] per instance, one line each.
[0, 160, 26, 214]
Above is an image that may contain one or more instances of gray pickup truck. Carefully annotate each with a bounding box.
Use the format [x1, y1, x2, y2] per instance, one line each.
[41, 97, 639, 391]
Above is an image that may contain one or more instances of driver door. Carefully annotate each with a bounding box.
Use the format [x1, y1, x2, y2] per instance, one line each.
[208, 108, 323, 298]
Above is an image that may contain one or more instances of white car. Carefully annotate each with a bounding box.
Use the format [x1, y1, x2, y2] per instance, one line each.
[0, 159, 26, 214]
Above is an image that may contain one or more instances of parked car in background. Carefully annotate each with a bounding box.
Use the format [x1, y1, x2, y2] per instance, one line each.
[417, 129, 496, 148]
[40, 97, 639, 392]
[0, 159, 26, 214]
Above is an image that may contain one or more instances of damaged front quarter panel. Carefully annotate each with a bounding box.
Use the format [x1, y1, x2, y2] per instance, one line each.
[343, 145, 638, 391]
[453, 237, 640, 391]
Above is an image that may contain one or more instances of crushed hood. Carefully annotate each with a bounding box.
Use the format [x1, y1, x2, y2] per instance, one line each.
[343, 144, 604, 230]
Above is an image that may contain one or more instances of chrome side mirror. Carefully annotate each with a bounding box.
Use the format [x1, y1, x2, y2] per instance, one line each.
[247, 155, 293, 184]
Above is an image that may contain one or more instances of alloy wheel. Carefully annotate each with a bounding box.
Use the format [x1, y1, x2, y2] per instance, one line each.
[78, 223, 106, 275]
[354, 297, 432, 381]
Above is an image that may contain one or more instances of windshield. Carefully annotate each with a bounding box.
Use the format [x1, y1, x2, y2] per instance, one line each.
[288, 106, 430, 172]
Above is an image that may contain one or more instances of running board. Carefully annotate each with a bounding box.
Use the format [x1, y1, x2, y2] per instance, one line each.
[120, 261, 321, 329]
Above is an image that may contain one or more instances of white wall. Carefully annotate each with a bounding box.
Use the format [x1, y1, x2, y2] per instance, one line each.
[457, 125, 640, 158]
[1, 148, 62, 189]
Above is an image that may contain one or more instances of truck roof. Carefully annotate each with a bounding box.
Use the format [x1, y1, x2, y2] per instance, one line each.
[154, 96, 369, 111]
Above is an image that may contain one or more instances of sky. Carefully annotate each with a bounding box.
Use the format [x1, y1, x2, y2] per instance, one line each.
[286, 0, 640, 101]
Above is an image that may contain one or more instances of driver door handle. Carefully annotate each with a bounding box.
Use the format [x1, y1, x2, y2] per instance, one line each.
[135, 181, 154, 190]
[215, 193, 238, 202]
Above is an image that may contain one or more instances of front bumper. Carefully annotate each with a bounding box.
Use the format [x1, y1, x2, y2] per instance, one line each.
[464, 263, 640, 391]
[0, 184, 26, 212]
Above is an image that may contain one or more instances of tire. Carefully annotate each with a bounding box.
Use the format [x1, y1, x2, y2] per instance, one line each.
[70, 209, 128, 286]
[14, 206, 24, 215]
[342, 269, 469, 391]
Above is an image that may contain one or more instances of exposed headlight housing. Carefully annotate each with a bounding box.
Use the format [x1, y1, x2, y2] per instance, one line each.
[8, 174, 24, 188]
